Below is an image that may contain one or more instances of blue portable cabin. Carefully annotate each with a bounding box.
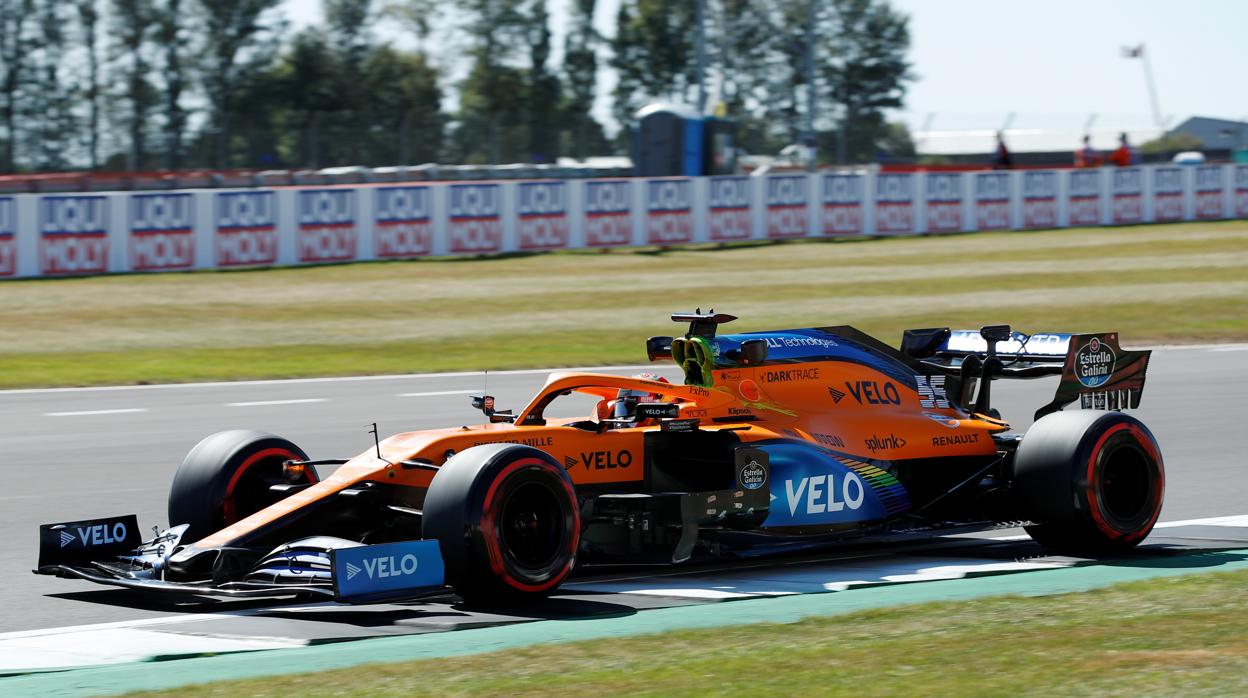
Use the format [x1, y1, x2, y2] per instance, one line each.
[633, 103, 736, 177]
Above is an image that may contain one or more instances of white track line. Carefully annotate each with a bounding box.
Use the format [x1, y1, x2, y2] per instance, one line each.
[397, 390, 480, 398]
[985, 513, 1248, 541]
[226, 398, 327, 407]
[0, 365, 663, 396]
[3, 512, 1243, 642]
[43, 408, 148, 417]
[2, 343, 1242, 398]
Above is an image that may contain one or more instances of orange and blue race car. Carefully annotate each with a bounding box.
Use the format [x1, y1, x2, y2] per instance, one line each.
[36, 311, 1163, 604]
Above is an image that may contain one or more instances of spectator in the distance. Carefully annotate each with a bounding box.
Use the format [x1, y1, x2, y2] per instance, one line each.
[992, 131, 1013, 169]
[1075, 135, 1100, 167]
[1107, 132, 1138, 167]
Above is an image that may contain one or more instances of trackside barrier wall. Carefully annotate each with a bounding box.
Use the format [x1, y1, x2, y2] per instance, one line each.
[2, 164, 1246, 278]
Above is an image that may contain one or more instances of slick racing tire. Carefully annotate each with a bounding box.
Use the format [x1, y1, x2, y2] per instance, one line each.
[168, 430, 315, 544]
[422, 444, 580, 605]
[1015, 411, 1164, 555]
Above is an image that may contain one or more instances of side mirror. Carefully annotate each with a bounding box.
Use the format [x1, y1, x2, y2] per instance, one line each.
[470, 394, 496, 415]
[635, 402, 681, 420]
[979, 325, 1012, 343]
[646, 336, 674, 361]
[741, 338, 769, 366]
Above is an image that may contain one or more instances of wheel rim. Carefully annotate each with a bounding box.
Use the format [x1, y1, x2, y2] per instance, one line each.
[223, 448, 311, 525]
[498, 481, 567, 572]
[1098, 442, 1152, 525]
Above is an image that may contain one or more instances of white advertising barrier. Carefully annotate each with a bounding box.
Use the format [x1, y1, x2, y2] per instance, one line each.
[0, 196, 15, 277]
[924, 172, 964, 234]
[1236, 164, 1248, 219]
[1111, 167, 1145, 225]
[645, 178, 695, 245]
[875, 172, 916, 235]
[2, 164, 1244, 278]
[1021, 171, 1060, 229]
[765, 174, 811, 239]
[1151, 166, 1186, 223]
[707, 175, 753, 242]
[821, 173, 867, 236]
[974, 172, 1013, 231]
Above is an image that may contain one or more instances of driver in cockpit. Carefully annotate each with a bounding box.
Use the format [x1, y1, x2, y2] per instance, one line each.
[595, 373, 670, 428]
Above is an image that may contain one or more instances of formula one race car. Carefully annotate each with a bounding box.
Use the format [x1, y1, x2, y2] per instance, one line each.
[36, 312, 1163, 604]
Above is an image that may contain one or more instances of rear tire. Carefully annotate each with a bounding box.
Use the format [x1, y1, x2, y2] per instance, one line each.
[421, 444, 580, 605]
[1015, 411, 1164, 555]
[168, 430, 314, 544]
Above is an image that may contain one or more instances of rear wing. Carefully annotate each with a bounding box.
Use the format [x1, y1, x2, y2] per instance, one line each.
[937, 329, 1073, 362]
[903, 327, 1151, 420]
[1033, 332, 1151, 419]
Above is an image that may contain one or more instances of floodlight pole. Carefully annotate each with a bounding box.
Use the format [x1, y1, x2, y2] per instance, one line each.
[1129, 43, 1164, 130]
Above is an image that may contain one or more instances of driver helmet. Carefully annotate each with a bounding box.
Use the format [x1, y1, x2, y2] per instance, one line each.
[611, 373, 670, 421]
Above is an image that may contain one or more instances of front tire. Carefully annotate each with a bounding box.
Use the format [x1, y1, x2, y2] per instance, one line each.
[421, 444, 580, 604]
[168, 430, 314, 544]
[1015, 411, 1164, 555]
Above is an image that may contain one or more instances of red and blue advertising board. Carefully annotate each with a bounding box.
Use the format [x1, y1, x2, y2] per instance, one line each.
[448, 184, 502, 254]
[875, 173, 914, 234]
[216, 191, 277, 267]
[39, 195, 109, 276]
[646, 178, 693, 244]
[1111, 168, 1144, 224]
[1021, 171, 1058, 229]
[298, 189, 358, 262]
[708, 176, 752, 241]
[1193, 166, 1225, 220]
[0, 196, 14, 277]
[821, 174, 864, 235]
[974, 172, 1011, 230]
[1067, 170, 1102, 226]
[517, 181, 569, 251]
[766, 175, 808, 238]
[129, 193, 195, 271]
[925, 172, 963, 233]
[375, 186, 432, 258]
[584, 180, 632, 247]
[1151, 167, 1185, 222]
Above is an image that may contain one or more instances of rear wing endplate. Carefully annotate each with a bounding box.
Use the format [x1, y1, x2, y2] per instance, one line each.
[1033, 332, 1151, 420]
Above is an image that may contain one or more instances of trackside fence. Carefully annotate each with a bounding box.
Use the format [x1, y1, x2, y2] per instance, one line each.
[1, 164, 1246, 279]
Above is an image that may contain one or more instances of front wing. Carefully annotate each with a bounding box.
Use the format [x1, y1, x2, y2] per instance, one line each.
[34, 515, 447, 603]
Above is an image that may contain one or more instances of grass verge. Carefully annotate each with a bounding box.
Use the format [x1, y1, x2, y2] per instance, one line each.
[3, 220, 1246, 388]
[127, 567, 1248, 697]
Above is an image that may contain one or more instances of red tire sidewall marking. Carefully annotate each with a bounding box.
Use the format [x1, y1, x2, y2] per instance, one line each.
[1084, 422, 1163, 542]
[222, 447, 302, 525]
[480, 457, 580, 594]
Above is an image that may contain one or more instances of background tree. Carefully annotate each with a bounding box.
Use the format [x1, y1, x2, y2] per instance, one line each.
[521, 0, 559, 163]
[1139, 132, 1203, 155]
[110, 0, 158, 170]
[563, 0, 598, 159]
[197, 0, 283, 167]
[0, 0, 34, 172]
[820, 0, 912, 163]
[609, 0, 697, 132]
[32, 0, 79, 170]
[156, 0, 188, 168]
[453, 0, 526, 163]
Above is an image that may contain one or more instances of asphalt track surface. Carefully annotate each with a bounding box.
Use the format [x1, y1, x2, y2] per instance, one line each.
[2, 345, 1245, 635]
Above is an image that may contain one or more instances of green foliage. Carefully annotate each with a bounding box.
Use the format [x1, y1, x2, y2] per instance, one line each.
[0, 0, 912, 171]
[1140, 132, 1204, 154]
